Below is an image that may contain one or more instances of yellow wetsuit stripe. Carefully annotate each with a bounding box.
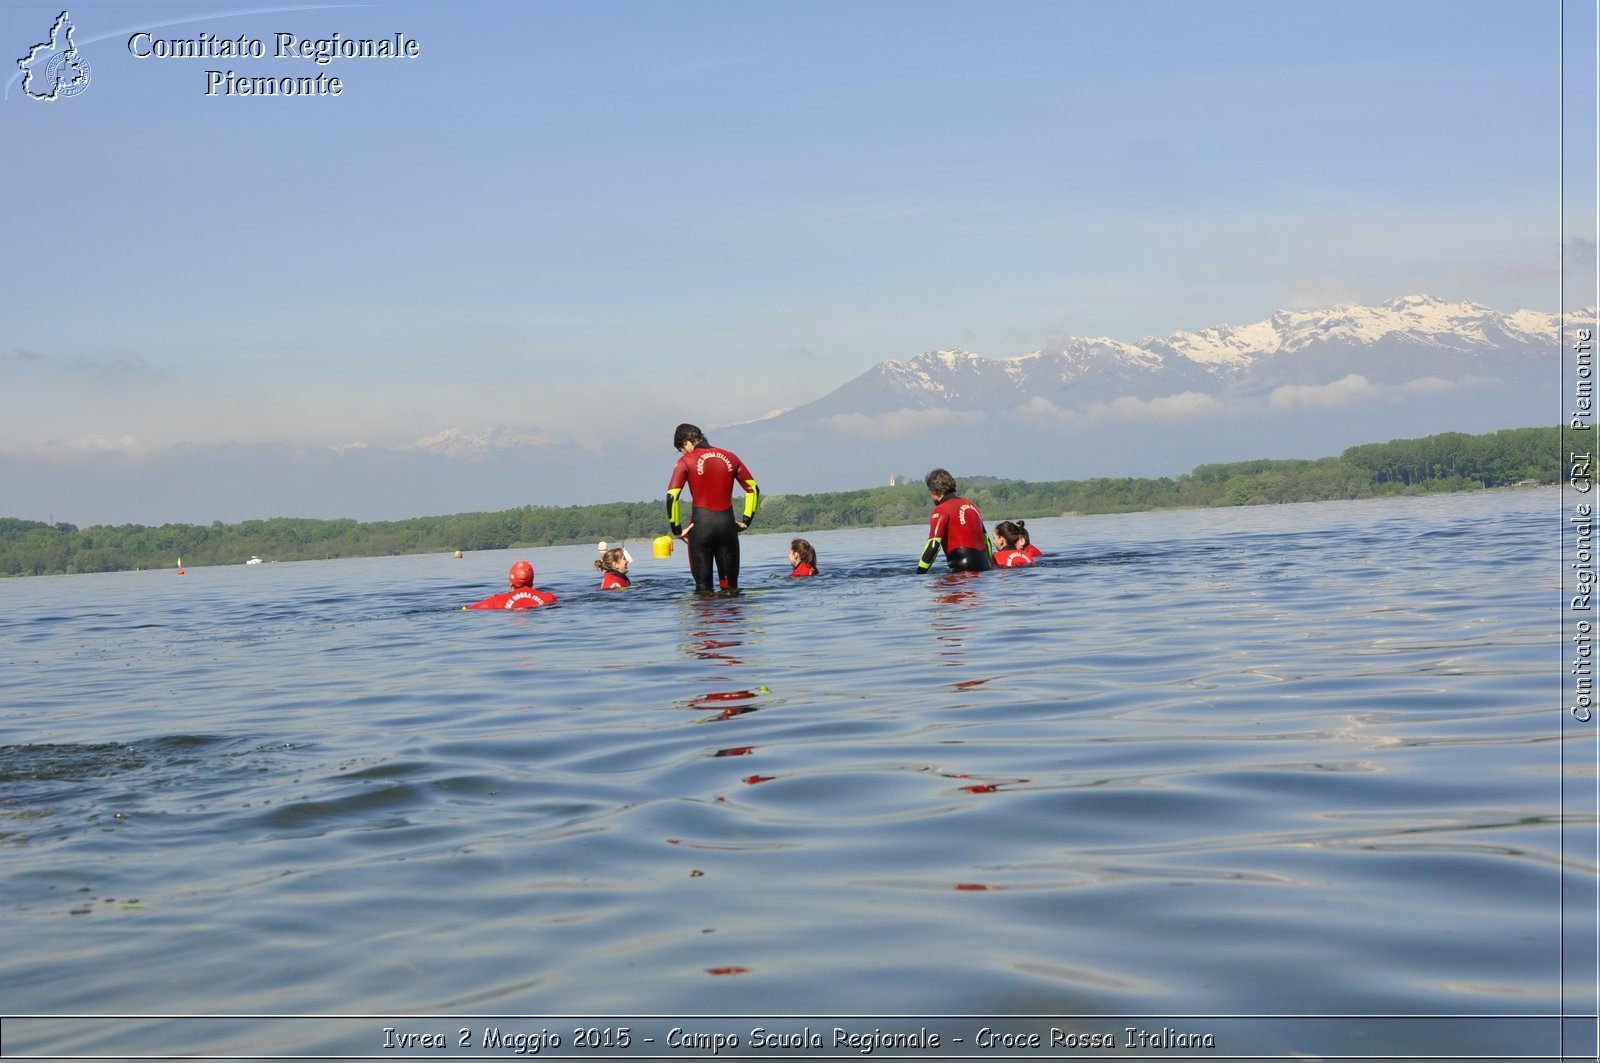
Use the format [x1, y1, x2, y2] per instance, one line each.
[666, 487, 684, 534]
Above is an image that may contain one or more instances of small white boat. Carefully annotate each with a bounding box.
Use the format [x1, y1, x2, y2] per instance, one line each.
[245, 555, 264, 565]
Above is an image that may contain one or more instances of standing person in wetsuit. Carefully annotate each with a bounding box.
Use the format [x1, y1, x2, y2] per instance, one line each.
[666, 423, 760, 595]
[917, 468, 991, 573]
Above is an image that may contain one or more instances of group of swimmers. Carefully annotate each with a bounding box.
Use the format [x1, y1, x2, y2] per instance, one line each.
[464, 422, 1040, 610]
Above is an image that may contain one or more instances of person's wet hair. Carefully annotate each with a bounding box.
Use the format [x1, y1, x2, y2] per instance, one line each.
[790, 538, 818, 571]
[993, 521, 1023, 548]
[925, 468, 957, 497]
[674, 423, 707, 450]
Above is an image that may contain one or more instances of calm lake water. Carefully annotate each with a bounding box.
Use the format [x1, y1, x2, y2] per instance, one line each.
[1, 489, 1593, 1060]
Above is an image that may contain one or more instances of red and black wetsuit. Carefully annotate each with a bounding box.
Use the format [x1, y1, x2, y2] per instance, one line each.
[790, 562, 816, 578]
[599, 571, 630, 590]
[667, 445, 759, 594]
[464, 587, 558, 610]
[918, 495, 991, 572]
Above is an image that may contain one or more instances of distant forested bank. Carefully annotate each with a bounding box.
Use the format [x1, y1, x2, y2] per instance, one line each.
[1, 425, 1565, 576]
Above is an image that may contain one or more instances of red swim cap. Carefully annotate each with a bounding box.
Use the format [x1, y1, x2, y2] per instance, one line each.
[509, 560, 534, 586]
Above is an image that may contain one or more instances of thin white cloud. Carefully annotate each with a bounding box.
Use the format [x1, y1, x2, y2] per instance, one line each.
[1393, 375, 1463, 397]
[1268, 374, 1380, 411]
[1084, 392, 1225, 421]
[1012, 391, 1224, 426]
[0, 434, 151, 459]
[822, 408, 988, 440]
[72, 354, 166, 380]
[1012, 396, 1076, 424]
[1267, 373, 1475, 412]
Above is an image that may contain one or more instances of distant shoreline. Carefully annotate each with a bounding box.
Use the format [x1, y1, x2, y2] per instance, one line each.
[0, 425, 1565, 577]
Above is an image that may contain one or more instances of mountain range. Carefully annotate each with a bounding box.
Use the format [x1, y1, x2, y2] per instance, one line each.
[6, 295, 1588, 525]
[714, 294, 1582, 492]
[732, 295, 1568, 428]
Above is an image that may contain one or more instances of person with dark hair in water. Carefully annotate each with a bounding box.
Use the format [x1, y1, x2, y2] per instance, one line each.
[1012, 519, 1043, 559]
[464, 560, 558, 609]
[788, 538, 818, 577]
[595, 546, 632, 589]
[990, 521, 1034, 567]
[666, 422, 760, 595]
[917, 468, 991, 573]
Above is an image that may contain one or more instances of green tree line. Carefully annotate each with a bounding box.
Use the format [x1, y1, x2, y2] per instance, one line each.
[1, 425, 1566, 577]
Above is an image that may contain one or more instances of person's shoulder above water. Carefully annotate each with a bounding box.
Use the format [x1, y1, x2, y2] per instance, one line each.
[1008, 519, 1043, 558]
[464, 587, 558, 610]
[919, 468, 990, 572]
[596, 544, 632, 589]
[465, 560, 558, 609]
[992, 548, 1033, 567]
[789, 538, 819, 578]
[991, 521, 1036, 568]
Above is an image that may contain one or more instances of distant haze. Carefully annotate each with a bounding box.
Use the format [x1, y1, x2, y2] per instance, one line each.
[3, 295, 1585, 526]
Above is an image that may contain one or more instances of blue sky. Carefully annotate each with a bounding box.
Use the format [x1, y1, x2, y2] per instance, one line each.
[1, 0, 1594, 518]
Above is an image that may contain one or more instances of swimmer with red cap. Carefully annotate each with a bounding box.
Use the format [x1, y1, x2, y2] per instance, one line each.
[464, 560, 558, 610]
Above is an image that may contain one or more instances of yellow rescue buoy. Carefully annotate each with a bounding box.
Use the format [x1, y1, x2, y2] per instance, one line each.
[653, 535, 674, 558]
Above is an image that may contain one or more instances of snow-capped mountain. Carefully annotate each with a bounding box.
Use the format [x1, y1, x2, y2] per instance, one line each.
[756, 296, 1574, 427]
[10, 295, 1585, 525]
[711, 294, 1587, 493]
[1148, 294, 1563, 366]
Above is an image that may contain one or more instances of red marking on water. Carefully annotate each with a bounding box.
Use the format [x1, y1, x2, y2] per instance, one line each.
[743, 774, 775, 785]
[706, 966, 750, 976]
[715, 746, 755, 757]
[963, 784, 1000, 793]
[693, 690, 759, 704]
